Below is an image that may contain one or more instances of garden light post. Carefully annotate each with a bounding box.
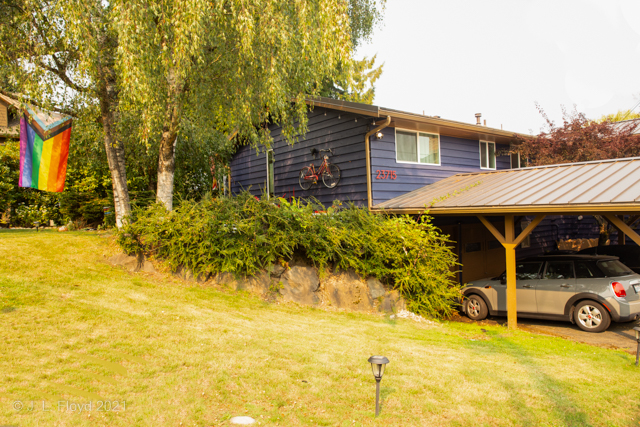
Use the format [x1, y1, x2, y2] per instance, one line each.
[634, 326, 640, 366]
[368, 356, 389, 417]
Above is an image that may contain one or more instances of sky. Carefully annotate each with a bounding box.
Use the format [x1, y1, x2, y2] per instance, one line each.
[355, 0, 640, 134]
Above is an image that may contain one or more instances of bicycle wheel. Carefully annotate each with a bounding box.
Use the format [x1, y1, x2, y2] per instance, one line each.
[322, 164, 341, 188]
[299, 166, 314, 190]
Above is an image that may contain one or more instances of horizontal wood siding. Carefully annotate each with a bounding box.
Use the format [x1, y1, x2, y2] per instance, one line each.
[370, 131, 511, 205]
[516, 215, 605, 258]
[230, 144, 267, 195]
[230, 107, 370, 207]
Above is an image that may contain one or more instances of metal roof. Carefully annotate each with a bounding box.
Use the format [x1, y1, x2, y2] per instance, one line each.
[610, 118, 640, 135]
[373, 157, 640, 215]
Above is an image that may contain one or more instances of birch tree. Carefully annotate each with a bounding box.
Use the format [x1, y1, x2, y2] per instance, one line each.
[113, 0, 354, 210]
[0, 1, 132, 227]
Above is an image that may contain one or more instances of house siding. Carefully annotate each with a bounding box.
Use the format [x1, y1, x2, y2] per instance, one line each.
[515, 215, 640, 259]
[230, 107, 370, 207]
[370, 131, 511, 206]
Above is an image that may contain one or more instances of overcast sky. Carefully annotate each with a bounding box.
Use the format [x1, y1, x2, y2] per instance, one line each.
[355, 0, 640, 134]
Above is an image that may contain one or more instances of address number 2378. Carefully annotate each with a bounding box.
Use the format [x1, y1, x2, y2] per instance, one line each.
[375, 170, 396, 180]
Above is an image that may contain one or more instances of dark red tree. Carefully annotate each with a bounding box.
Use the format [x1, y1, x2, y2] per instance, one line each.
[516, 105, 640, 166]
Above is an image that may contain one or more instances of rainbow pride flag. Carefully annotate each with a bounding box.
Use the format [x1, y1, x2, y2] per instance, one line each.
[19, 107, 72, 192]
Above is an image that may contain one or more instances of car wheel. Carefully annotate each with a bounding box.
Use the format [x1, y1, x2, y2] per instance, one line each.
[574, 300, 611, 332]
[464, 295, 488, 321]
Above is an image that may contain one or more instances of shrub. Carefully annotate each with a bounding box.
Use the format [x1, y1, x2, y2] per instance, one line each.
[117, 193, 461, 319]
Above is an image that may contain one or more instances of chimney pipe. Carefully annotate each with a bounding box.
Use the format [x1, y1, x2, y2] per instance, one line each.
[475, 113, 481, 125]
[483, 119, 486, 126]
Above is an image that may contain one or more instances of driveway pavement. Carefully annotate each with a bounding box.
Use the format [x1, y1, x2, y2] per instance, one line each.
[451, 313, 640, 354]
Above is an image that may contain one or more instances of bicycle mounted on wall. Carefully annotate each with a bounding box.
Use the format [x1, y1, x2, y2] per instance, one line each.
[298, 148, 341, 190]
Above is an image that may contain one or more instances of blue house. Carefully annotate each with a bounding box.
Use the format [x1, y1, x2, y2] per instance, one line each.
[231, 97, 596, 283]
[230, 97, 523, 208]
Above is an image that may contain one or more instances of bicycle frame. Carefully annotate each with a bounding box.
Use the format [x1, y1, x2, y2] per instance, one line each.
[302, 156, 330, 182]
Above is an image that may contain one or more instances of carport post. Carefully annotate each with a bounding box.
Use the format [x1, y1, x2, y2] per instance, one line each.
[504, 215, 517, 330]
[504, 243, 517, 329]
[478, 214, 545, 330]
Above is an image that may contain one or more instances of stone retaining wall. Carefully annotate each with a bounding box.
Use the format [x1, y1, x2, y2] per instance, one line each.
[107, 253, 405, 313]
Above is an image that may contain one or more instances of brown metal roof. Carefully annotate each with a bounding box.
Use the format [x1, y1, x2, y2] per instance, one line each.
[373, 157, 640, 215]
[610, 118, 640, 135]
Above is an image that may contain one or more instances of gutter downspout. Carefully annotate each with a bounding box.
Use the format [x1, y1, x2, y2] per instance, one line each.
[365, 116, 391, 210]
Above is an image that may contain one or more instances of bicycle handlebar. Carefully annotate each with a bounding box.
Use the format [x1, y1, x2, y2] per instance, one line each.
[319, 148, 333, 154]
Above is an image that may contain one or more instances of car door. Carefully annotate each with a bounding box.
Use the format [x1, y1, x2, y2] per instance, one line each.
[536, 261, 576, 315]
[496, 261, 541, 313]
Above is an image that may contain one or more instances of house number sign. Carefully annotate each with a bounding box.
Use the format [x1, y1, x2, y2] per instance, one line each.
[375, 170, 396, 180]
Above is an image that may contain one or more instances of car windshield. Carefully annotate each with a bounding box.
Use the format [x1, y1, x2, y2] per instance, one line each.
[596, 260, 634, 277]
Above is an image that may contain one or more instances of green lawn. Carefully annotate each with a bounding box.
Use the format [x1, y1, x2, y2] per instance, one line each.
[1, 230, 639, 426]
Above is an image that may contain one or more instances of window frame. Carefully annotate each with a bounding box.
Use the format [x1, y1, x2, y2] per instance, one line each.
[266, 149, 275, 199]
[394, 128, 441, 166]
[510, 152, 521, 169]
[479, 140, 496, 170]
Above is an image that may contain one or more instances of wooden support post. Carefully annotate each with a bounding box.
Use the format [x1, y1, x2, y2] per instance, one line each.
[604, 214, 640, 247]
[477, 214, 545, 330]
[504, 215, 517, 330]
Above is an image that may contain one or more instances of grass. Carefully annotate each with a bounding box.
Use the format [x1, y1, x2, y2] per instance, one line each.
[1, 229, 640, 426]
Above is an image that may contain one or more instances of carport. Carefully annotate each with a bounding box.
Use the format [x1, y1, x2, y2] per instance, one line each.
[373, 157, 640, 329]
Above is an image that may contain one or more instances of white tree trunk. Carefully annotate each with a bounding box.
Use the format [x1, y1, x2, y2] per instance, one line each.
[100, 78, 131, 228]
[156, 133, 177, 211]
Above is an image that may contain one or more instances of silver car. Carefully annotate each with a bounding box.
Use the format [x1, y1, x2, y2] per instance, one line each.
[461, 255, 640, 332]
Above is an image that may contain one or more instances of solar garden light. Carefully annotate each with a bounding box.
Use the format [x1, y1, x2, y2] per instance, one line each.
[368, 355, 389, 417]
[634, 326, 640, 366]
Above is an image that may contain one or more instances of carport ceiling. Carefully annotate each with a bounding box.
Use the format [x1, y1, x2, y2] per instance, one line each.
[373, 157, 640, 216]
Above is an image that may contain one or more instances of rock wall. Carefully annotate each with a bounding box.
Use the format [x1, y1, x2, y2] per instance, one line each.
[107, 253, 406, 313]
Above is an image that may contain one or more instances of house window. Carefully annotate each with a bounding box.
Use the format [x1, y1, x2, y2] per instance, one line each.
[396, 130, 440, 165]
[266, 150, 275, 198]
[511, 152, 521, 169]
[480, 141, 496, 169]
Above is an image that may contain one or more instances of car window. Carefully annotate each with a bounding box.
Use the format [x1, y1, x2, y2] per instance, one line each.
[544, 261, 574, 279]
[515, 262, 542, 280]
[575, 261, 605, 278]
[597, 260, 634, 277]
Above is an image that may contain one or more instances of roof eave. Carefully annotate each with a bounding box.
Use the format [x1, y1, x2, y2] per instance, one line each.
[372, 204, 640, 216]
[305, 95, 525, 142]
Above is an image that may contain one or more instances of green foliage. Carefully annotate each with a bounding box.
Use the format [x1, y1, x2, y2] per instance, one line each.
[347, 0, 386, 50]
[0, 140, 20, 215]
[114, 0, 354, 153]
[319, 55, 384, 104]
[318, 0, 385, 103]
[117, 192, 461, 319]
[596, 109, 640, 123]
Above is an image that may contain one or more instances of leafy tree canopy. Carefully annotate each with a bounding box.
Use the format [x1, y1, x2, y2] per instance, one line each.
[1, 0, 377, 217]
[516, 104, 640, 166]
